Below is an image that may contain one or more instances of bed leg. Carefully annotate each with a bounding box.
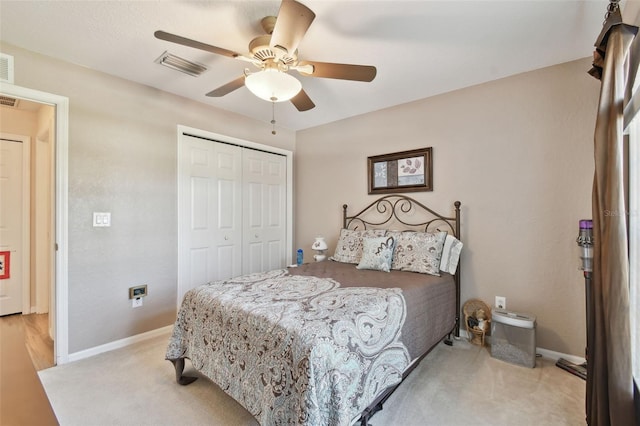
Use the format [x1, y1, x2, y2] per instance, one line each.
[359, 413, 371, 426]
[444, 332, 453, 346]
[359, 400, 384, 426]
[169, 358, 198, 386]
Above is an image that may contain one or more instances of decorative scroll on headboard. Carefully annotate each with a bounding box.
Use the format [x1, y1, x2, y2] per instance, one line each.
[342, 195, 461, 239]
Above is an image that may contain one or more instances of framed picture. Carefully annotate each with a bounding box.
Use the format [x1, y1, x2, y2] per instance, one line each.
[368, 147, 433, 194]
[0, 251, 10, 280]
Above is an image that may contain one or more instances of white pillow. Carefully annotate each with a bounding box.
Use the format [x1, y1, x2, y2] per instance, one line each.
[439, 234, 463, 274]
[356, 236, 396, 272]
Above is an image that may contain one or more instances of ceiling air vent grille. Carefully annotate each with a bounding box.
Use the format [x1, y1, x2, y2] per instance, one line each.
[0, 95, 19, 108]
[154, 51, 207, 77]
[0, 53, 15, 84]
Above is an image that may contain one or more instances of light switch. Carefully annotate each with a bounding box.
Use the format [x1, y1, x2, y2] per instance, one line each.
[93, 212, 111, 227]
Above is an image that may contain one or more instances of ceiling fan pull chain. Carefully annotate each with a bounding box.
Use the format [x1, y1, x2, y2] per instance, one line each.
[271, 97, 277, 135]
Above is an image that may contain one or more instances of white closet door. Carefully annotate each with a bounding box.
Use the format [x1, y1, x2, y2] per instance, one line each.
[178, 135, 242, 302]
[242, 149, 287, 274]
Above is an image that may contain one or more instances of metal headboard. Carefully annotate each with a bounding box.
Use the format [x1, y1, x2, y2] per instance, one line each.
[342, 195, 462, 337]
[343, 195, 461, 238]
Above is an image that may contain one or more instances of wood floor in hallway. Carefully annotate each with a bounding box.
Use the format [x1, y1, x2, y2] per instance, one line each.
[21, 313, 55, 371]
[0, 313, 58, 425]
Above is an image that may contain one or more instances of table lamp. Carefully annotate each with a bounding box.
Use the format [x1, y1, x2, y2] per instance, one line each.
[312, 237, 328, 262]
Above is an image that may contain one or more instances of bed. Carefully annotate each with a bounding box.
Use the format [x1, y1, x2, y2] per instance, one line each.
[166, 195, 462, 425]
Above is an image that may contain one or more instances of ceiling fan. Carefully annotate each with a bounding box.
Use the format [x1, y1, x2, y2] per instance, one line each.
[154, 0, 376, 112]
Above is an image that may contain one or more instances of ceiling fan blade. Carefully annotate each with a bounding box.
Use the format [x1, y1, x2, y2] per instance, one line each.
[296, 61, 377, 82]
[206, 76, 245, 97]
[155, 30, 241, 59]
[270, 0, 316, 55]
[290, 89, 315, 111]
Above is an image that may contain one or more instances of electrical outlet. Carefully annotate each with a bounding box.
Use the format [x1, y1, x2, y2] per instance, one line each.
[495, 296, 506, 309]
[132, 297, 143, 308]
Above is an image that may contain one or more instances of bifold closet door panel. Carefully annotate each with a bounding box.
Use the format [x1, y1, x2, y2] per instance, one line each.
[179, 135, 242, 302]
[242, 149, 287, 275]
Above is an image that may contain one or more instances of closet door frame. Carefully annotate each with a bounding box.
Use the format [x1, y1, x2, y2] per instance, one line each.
[176, 125, 293, 306]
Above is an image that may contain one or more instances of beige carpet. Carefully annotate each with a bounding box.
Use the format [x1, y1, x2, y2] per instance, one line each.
[39, 332, 585, 426]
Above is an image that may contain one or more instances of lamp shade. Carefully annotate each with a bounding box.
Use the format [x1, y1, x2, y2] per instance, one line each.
[245, 69, 302, 102]
[312, 237, 328, 251]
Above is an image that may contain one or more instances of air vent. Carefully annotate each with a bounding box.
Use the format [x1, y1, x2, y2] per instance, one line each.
[0, 95, 19, 108]
[155, 51, 206, 77]
[0, 53, 15, 84]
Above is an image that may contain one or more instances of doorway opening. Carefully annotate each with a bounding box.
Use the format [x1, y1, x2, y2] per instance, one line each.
[0, 127, 54, 369]
[0, 84, 70, 365]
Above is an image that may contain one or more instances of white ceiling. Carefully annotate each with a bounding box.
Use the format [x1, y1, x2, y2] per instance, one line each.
[0, 1, 608, 131]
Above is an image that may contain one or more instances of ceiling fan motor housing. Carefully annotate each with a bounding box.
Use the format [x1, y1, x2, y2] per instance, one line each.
[249, 34, 297, 67]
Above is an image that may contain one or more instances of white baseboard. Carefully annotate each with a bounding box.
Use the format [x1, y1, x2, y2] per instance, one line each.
[535, 347, 586, 364]
[458, 330, 586, 365]
[67, 325, 173, 363]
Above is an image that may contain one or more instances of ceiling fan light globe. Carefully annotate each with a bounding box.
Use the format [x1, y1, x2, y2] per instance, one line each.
[245, 69, 302, 102]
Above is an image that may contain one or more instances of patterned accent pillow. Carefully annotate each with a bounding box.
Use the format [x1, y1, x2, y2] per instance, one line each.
[330, 229, 387, 264]
[391, 231, 447, 275]
[356, 236, 396, 272]
[386, 230, 403, 267]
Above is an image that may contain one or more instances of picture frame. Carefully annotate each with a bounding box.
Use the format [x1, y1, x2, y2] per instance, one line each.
[368, 147, 433, 194]
[0, 251, 10, 280]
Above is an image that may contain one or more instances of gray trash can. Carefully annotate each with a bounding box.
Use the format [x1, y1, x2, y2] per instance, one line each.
[491, 308, 537, 368]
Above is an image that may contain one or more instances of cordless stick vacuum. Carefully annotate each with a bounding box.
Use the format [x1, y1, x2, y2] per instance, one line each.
[556, 220, 593, 380]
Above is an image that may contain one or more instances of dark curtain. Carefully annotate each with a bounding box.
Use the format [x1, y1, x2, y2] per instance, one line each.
[588, 18, 638, 426]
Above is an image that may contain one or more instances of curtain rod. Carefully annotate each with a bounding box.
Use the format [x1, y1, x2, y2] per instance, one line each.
[594, 0, 623, 49]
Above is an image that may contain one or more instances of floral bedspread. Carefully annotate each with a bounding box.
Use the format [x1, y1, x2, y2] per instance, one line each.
[166, 269, 410, 425]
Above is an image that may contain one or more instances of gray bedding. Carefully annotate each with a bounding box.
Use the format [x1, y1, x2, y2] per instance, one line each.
[166, 261, 456, 425]
[290, 261, 456, 359]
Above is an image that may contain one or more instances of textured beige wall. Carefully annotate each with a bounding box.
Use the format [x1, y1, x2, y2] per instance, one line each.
[3, 43, 295, 353]
[2, 40, 598, 357]
[295, 58, 598, 356]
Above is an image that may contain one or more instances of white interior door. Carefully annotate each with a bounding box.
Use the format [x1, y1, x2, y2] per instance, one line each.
[242, 149, 287, 274]
[178, 135, 242, 302]
[0, 138, 27, 315]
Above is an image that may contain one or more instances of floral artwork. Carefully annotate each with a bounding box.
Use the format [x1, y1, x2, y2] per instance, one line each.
[373, 161, 388, 188]
[367, 148, 432, 194]
[397, 156, 424, 186]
